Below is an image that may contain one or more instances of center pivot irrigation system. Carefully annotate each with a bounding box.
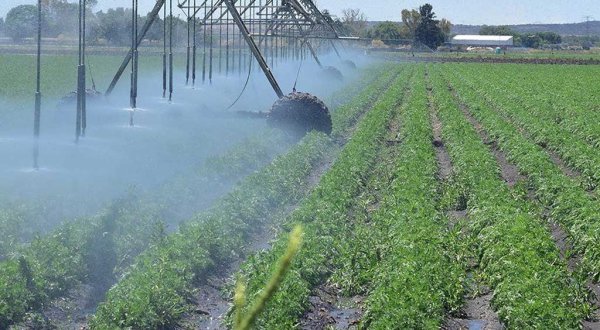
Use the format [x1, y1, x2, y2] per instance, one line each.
[33, 0, 357, 168]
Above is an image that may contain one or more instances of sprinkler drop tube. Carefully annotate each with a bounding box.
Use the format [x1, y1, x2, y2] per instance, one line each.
[209, 0, 214, 84]
[163, 0, 167, 97]
[186, 2, 191, 85]
[33, 0, 42, 170]
[202, 2, 207, 84]
[192, 0, 197, 86]
[169, 0, 174, 101]
[75, 0, 85, 142]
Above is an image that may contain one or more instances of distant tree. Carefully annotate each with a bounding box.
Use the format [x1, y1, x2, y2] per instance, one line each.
[341, 8, 368, 36]
[537, 31, 562, 44]
[521, 34, 542, 48]
[438, 18, 452, 41]
[479, 25, 518, 36]
[5, 5, 38, 42]
[0, 18, 5, 36]
[400, 9, 420, 39]
[42, 0, 79, 37]
[372, 21, 403, 45]
[414, 3, 445, 49]
[95, 8, 132, 45]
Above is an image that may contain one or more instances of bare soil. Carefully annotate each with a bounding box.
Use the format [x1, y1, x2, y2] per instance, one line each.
[444, 289, 503, 330]
[299, 285, 362, 330]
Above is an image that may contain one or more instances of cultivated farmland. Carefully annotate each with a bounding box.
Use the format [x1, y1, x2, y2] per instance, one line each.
[2, 52, 600, 330]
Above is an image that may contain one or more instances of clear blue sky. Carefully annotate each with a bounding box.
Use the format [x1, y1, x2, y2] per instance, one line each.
[1, 0, 599, 25]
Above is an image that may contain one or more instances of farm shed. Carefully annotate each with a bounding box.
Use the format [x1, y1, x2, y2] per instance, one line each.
[451, 35, 514, 47]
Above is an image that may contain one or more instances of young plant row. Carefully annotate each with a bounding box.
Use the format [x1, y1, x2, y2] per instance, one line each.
[360, 66, 464, 328]
[464, 64, 600, 147]
[0, 129, 290, 328]
[450, 64, 600, 191]
[231, 66, 414, 328]
[439, 65, 600, 290]
[429, 66, 588, 328]
[88, 65, 406, 328]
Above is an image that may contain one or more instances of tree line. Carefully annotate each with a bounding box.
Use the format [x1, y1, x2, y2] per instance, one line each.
[339, 4, 452, 49]
[479, 25, 562, 48]
[0, 0, 187, 46]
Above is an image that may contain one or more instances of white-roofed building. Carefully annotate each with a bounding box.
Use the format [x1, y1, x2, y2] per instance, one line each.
[451, 35, 514, 47]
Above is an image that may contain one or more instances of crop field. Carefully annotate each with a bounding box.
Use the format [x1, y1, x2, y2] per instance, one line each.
[2, 50, 600, 330]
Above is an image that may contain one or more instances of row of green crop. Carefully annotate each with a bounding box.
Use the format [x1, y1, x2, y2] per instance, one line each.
[88, 64, 405, 328]
[230, 65, 414, 328]
[439, 65, 600, 289]
[450, 64, 600, 191]
[359, 66, 464, 328]
[465, 64, 600, 146]
[429, 65, 588, 328]
[0, 129, 291, 328]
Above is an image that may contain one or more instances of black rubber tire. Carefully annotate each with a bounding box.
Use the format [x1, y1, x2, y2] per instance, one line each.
[268, 92, 332, 136]
[321, 66, 344, 81]
[342, 60, 357, 69]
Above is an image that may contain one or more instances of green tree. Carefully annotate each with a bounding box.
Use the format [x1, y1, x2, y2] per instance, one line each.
[414, 3, 444, 49]
[341, 8, 368, 36]
[372, 21, 403, 45]
[5, 5, 38, 42]
[401, 9, 420, 39]
[438, 18, 452, 41]
[95, 8, 133, 45]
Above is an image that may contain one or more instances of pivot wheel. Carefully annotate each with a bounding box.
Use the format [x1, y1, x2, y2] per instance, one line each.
[321, 66, 344, 81]
[342, 60, 357, 69]
[268, 92, 332, 136]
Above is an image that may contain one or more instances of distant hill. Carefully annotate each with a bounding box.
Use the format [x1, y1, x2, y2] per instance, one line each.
[451, 21, 600, 36]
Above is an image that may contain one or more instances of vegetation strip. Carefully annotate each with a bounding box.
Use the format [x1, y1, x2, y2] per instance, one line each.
[231, 66, 414, 328]
[429, 65, 588, 328]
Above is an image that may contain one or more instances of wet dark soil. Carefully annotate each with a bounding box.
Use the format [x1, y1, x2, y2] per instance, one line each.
[299, 285, 362, 330]
[444, 289, 503, 330]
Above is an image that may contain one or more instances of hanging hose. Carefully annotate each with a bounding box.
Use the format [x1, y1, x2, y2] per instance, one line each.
[292, 50, 304, 92]
[226, 57, 252, 111]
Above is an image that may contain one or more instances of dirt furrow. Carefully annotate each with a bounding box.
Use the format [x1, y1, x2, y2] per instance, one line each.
[423, 72, 503, 330]
[298, 98, 407, 330]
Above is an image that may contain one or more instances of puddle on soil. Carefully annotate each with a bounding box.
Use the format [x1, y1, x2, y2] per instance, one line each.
[469, 319, 485, 330]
